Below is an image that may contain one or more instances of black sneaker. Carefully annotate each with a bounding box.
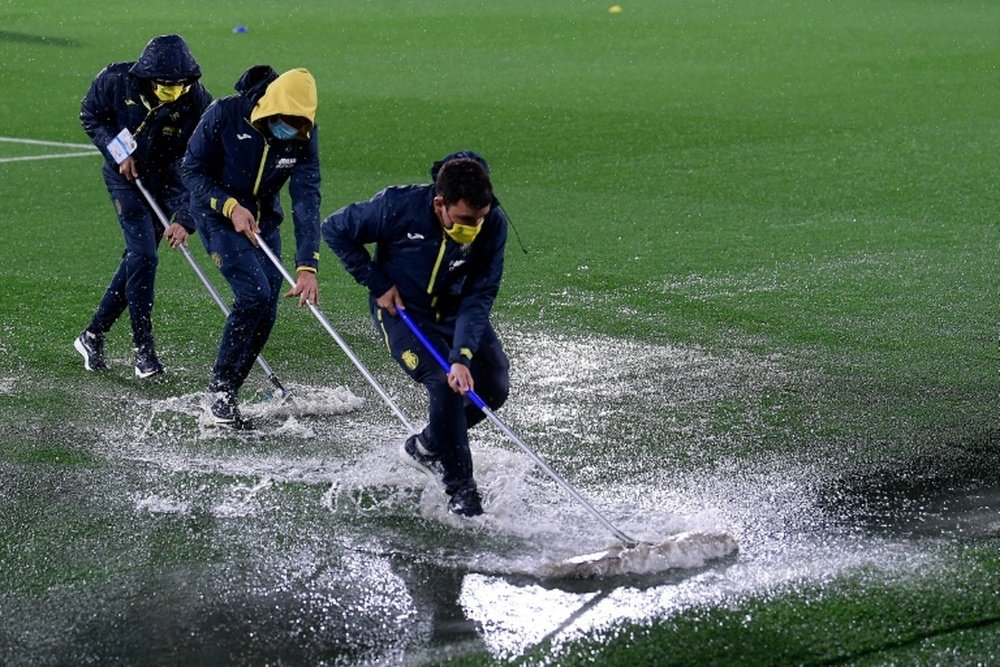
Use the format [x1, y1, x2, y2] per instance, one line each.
[210, 393, 255, 430]
[448, 485, 484, 517]
[398, 433, 446, 485]
[134, 348, 164, 378]
[74, 331, 108, 371]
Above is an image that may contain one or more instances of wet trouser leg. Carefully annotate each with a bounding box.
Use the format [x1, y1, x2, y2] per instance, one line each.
[374, 308, 510, 494]
[463, 325, 510, 428]
[89, 185, 162, 352]
[200, 224, 283, 396]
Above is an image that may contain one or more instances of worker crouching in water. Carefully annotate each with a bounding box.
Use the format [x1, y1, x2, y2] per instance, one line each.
[322, 151, 510, 516]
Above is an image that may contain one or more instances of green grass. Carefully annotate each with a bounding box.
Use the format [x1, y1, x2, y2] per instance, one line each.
[2, 0, 998, 664]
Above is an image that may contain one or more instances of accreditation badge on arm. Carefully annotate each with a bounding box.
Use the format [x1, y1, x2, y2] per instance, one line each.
[106, 127, 137, 164]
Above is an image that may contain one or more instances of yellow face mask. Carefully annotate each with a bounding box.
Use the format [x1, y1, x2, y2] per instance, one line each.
[443, 221, 482, 245]
[152, 83, 187, 103]
[440, 204, 485, 245]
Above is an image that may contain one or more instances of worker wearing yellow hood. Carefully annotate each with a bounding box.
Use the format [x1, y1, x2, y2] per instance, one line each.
[251, 67, 317, 140]
[182, 65, 322, 429]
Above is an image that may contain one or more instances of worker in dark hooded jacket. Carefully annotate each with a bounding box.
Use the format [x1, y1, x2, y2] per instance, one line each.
[322, 151, 510, 517]
[182, 66, 321, 428]
[75, 34, 212, 378]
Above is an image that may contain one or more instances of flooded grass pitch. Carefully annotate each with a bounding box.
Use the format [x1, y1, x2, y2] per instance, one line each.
[2, 0, 998, 661]
[2, 327, 996, 664]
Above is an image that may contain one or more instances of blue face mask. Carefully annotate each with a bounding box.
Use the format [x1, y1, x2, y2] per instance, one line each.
[268, 117, 299, 140]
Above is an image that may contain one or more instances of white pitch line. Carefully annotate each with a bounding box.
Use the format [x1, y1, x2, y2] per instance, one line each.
[0, 136, 98, 150]
[0, 152, 101, 164]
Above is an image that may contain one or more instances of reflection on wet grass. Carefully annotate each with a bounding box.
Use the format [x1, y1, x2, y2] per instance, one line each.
[524, 540, 1000, 666]
[815, 427, 1000, 537]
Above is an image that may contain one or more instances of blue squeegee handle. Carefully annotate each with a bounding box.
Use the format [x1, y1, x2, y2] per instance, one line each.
[395, 308, 487, 410]
[395, 307, 638, 546]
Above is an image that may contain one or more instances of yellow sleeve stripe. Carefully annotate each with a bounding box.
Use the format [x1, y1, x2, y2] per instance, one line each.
[296, 266, 317, 274]
[222, 197, 239, 218]
[460, 347, 473, 360]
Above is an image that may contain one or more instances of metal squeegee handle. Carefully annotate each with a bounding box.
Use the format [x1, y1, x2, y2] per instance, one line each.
[395, 307, 638, 547]
[134, 178, 285, 393]
[252, 233, 416, 433]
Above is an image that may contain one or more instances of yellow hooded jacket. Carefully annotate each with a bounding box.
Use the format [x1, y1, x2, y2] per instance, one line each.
[181, 65, 322, 274]
[250, 68, 317, 139]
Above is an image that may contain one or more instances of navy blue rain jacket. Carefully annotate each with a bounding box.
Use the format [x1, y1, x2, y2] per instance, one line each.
[80, 34, 212, 230]
[181, 65, 322, 271]
[322, 182, 508, 366]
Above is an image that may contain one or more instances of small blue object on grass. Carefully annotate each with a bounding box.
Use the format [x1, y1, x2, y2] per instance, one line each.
[233, 25, 248, 34]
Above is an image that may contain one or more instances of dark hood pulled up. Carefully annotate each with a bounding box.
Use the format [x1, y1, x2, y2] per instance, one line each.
[129, 34, 202, 81]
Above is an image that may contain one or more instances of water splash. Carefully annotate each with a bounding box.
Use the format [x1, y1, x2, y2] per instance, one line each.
[52, 327, 967, 664]
[134, 494, 192, 516]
